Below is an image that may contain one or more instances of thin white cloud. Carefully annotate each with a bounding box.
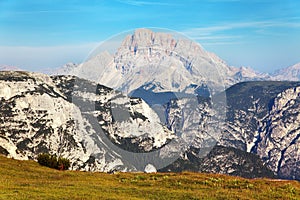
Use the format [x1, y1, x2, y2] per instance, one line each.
[205, 0, 242, 2]
[117, 0, 174, 6]
[201, 41, 245, 46]
[183, 20, 300, 44]
[189, 35, 243, 41]
[6, 9, 80, 15]
[185, 20, 300, 35]
[184, 21, 260, 36]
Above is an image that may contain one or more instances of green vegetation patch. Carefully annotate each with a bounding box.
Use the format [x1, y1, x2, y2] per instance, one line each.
[0, 156, 299, 200]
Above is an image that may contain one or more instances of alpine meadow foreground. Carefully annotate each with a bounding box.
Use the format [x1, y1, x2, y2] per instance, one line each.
[0, 156, 299, 200]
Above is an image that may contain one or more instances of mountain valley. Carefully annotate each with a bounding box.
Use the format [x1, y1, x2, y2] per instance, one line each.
[1, 29, 300, 181]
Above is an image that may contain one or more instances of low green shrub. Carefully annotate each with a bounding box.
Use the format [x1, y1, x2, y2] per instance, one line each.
[37, 153, 70, 170]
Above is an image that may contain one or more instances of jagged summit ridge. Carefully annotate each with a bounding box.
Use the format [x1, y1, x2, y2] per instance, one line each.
[55, 28, 268, 93]
[120, 28, 177, 52]
[101, 28, 226, 94]
[272, 62, 300, 81]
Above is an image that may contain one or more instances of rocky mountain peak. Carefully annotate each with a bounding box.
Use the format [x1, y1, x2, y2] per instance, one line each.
[120, 28, 176, 52]
[272, 62, 300, 81]
[0, 65, 23, 71]
[54, 28, 271, 92]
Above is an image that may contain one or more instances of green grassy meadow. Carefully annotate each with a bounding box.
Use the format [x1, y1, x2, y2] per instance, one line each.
[0, 155, 299, 200]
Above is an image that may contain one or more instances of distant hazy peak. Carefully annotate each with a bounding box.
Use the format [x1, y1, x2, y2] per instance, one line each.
[272, 62, 300, 81]
[0, 65, 23, 71]
[53, 28, 272, 90]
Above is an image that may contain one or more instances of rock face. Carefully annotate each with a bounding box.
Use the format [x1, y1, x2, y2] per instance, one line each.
[220, 81, 300, 180]
[160, 81, 300, 180]
[272, 63, 300, 81]
[0, 71, 176, 172]
[2, 72, 300, 179]
[58, 28, 269, 93]
[160, 146, 275, 179]
[256, 87, 300, 179]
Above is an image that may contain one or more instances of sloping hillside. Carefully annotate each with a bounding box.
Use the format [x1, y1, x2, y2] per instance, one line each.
[0, 155, 299, 200]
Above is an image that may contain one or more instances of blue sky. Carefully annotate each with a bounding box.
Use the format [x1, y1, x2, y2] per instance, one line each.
[0, 0, 300, 72]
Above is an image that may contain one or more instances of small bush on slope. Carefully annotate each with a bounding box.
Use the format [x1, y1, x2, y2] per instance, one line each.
[37, 153, 70, 170]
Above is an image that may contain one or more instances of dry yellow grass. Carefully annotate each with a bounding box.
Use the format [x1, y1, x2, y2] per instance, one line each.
[0, 155, 299, 200]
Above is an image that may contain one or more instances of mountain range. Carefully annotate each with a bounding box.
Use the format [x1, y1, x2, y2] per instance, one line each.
[1, 29, 300, 180]
[50, 29, 300, 88]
